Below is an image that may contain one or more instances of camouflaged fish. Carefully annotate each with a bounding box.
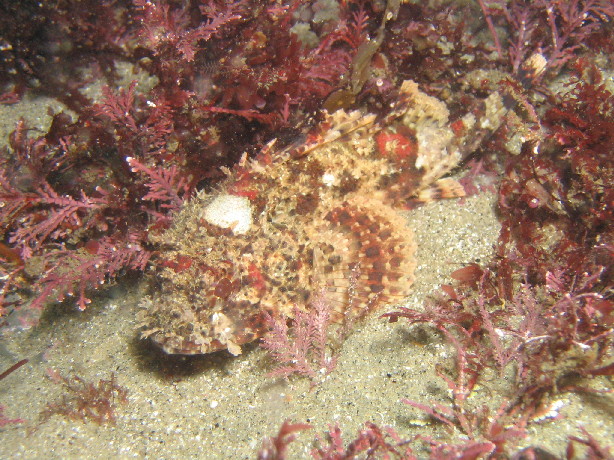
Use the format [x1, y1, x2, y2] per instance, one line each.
[137, 79, 511, 356]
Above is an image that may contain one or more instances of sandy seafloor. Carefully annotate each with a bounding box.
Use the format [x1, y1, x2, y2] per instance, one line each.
[1, 91, 613, 459]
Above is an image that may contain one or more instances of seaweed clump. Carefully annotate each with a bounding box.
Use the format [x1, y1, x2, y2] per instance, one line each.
[380, 59, 613, 455]
[41, 371, 128, 426]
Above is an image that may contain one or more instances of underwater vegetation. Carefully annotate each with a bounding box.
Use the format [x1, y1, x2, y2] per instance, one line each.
[39, 370, 129, 426]
[0, 0, 612, 457]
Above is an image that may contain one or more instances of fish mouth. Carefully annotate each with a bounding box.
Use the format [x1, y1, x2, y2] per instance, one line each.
[144, 307, 266, 356]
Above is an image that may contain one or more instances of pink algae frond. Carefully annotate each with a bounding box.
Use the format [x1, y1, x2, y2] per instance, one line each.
[260, 288, 338, 384]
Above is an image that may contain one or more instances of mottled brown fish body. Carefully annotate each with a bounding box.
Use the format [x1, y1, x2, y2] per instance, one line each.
[137, 80, 507, 355]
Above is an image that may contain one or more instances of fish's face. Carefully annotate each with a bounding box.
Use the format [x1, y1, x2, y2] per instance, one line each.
[137, 192, 272, 356]
[138, 267, 270, 356]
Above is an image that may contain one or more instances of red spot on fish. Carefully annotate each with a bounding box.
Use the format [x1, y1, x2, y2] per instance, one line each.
[375, 131, 416, 159]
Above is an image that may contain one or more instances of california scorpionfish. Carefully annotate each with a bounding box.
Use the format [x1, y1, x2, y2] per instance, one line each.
[138, 78, 515, 356]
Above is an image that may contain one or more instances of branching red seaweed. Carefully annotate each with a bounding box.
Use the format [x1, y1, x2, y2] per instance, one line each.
[40, 370, 128, 426]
